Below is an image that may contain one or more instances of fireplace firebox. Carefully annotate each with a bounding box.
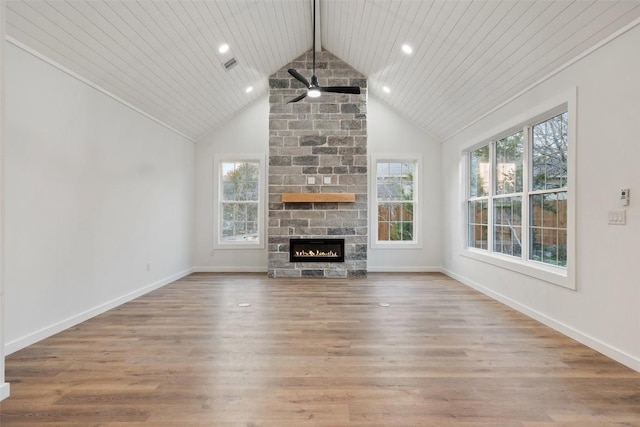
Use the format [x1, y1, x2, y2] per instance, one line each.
[289, 239, 345, 263]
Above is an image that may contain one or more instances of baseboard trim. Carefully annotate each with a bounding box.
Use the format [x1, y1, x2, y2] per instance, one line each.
[5, 268, 194, 356]
[193, 266, 446, 274]
[193, 267, 445, 274]
[192, 266, 268, 273]
[367, 266, 444, 273]
[0, 382, 10, 401]
[442, 268, 640, 373]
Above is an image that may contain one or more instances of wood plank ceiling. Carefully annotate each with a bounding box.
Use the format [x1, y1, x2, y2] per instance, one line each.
[6, 1, 640, 142]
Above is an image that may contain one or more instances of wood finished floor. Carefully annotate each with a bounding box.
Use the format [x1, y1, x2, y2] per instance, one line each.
[2, 273, 640, 426]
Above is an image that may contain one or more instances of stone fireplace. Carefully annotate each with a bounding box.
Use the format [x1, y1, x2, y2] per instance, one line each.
[268, 50, 367, 278]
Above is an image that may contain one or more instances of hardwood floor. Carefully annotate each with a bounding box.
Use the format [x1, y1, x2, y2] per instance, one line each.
[2, 272, 640, 426]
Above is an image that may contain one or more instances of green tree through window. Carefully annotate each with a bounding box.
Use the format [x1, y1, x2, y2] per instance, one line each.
[221, 161, 260, 242]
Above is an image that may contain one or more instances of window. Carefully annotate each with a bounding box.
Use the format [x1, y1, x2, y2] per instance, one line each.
[468, 146, 489, 250]
[215, 157, 265, 248]
[371, 155, 421, 247]
[493, 131, 523, 258]
[530, 114, 568, 266]
[464, 100, 574, 288]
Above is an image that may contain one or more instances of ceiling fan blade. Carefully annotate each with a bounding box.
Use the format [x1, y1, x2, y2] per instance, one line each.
[319, 86, 361, 95]
[287, 92, 308, 104]
[288, 69, 311, 88]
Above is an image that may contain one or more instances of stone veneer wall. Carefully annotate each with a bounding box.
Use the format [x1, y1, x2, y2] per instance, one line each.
[268, 50, 367, 278]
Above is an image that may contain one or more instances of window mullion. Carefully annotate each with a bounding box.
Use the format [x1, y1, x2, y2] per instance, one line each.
[522, 125, 531, 262]
[529, 188, 566, 196]
[488, 141, 495, 254]
[464, 152, 470, 249]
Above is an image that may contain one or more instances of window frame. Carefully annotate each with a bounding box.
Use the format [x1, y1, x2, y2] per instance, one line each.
[461, 89, 576, 290]
[370, 154, 422, 249]
[213, 155, 266, 249]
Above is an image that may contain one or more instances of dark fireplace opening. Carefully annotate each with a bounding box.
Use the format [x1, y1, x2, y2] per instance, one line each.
[289, 238, 345, 263]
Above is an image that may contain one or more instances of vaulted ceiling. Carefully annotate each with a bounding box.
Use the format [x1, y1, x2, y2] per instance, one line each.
[6, 1, 640, 142]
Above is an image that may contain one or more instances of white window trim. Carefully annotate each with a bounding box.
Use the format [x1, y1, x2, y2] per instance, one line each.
[460, 88, 577, 290]
[369, 153, 423, 249]
[213, 154, 266, 250]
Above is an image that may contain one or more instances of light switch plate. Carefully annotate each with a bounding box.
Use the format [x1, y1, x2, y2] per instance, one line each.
[323, 176, 332, 184]
[307, 176, 316, 185]
[608, 209, 626, 225]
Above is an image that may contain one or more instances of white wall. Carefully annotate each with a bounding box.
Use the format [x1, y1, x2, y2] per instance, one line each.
[441, 24, 640, 371]
[3, 43, 195, 354]
[368, 96, 442, 271]
[194, 97, 269, 271]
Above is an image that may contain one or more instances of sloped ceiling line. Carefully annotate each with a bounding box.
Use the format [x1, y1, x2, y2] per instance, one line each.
[6, 36, 196, 142]
[5, 1, 640, 142]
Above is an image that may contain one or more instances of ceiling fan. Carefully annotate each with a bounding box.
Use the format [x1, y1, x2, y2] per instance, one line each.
[287, 0, 361, 103]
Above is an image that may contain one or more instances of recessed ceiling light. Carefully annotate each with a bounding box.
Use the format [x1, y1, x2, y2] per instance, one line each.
[245, 86, 253, 93]
[383, 86, 391, 93]
[218, 44, 230, 54]
[401, 44, 413, 54]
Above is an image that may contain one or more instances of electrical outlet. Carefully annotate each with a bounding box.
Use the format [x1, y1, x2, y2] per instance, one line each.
[307, 176, 316, 185]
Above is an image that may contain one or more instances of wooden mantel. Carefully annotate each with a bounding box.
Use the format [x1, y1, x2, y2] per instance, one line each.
[281, 192, 356, 203]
